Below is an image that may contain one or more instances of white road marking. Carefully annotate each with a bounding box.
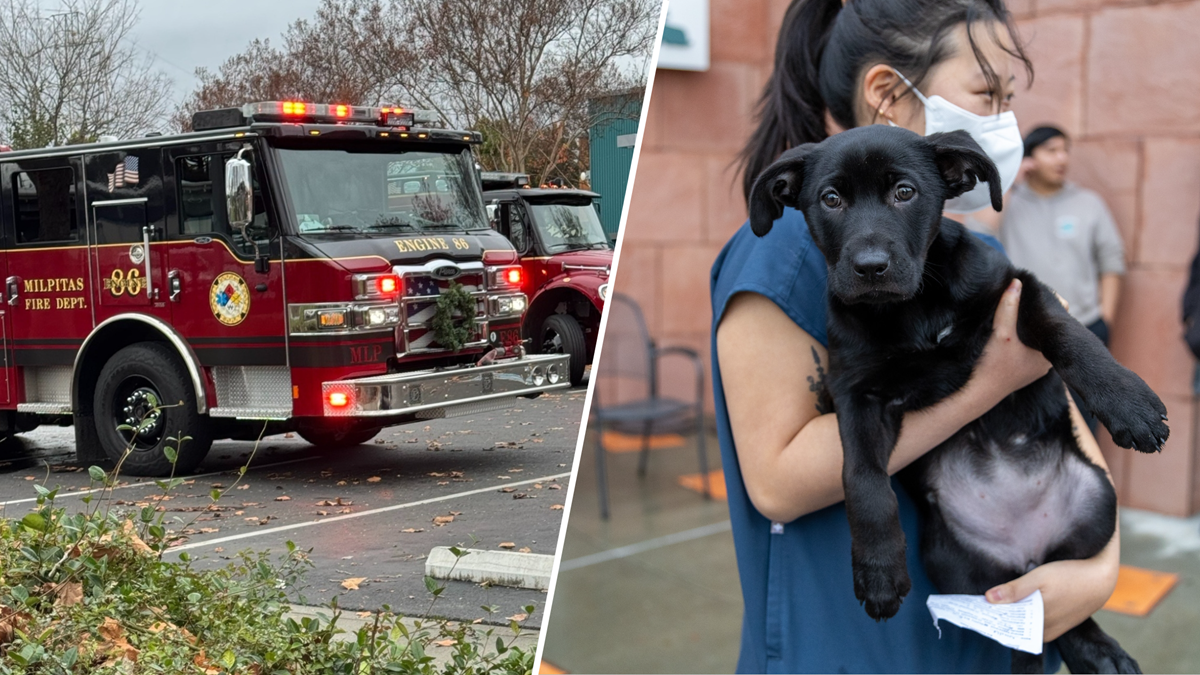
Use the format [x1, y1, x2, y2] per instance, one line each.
[557, 520, 732, 572]
[0, 455, 323, 507]
[167, 472, 573, 553]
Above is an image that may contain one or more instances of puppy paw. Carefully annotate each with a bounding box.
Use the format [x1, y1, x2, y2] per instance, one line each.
[1092, 371, 1169, 454]
[852, 555, 911, 621]
[1066, 643, 1141, 674]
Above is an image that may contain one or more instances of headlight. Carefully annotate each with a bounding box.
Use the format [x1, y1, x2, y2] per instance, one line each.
[598, 283, 609, 302]
[289, 302, 401, 333]
[489, 294, 527, 317]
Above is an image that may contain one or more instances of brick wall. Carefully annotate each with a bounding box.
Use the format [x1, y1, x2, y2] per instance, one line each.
[609, 0, 1200, 515]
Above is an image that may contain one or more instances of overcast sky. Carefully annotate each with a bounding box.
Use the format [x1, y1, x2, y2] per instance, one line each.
[129, 0, 327, 103]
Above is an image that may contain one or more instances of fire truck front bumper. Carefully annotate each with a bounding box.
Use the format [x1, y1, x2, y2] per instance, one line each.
[321, 353, 571, 418]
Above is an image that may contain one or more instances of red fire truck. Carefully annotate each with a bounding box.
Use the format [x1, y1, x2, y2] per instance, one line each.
[0, 101, 569, 476]
[481, 173, 610, 386]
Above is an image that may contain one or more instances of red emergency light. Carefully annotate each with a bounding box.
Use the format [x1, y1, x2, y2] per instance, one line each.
[328, 391, 351, 408]
[334, 104, 350, 118]
[376, 274, 400, 297]
[506, 268, 522, 285]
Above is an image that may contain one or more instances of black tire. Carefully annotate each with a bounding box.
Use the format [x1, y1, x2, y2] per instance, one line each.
[93, 342, 212, 477]
[298, 423, 381, 449]
[541, 314, 587, 386]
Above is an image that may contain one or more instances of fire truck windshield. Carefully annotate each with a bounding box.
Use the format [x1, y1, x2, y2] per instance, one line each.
[527, 202, 610, 252]
[276, 147, 489, 235]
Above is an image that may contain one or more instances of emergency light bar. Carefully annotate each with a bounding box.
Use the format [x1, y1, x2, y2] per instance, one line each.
[191, 101, 447, 132]
[242, 101, 416, 128]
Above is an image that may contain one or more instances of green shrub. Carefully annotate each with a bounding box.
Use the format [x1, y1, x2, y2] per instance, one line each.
[0, 433, 536, 674]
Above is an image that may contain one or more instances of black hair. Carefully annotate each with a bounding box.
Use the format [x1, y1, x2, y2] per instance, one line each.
[739, 0, 1033, 202]
[1023, 125, 1067, 156]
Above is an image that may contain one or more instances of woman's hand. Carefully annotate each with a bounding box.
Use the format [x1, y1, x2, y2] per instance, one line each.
[971, 279, 1052, 399]
[983, 536, 1119, 642]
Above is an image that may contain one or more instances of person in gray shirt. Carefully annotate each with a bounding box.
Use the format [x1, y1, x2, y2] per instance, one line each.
[999, 125, 1126, 429]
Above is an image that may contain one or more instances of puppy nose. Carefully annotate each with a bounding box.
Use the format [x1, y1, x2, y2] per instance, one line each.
[852, 250, 891, 278]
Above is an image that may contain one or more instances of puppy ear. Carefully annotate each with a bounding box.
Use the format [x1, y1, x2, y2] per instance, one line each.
[926, 130, 1004, 212]
[748, 144, 816, 237]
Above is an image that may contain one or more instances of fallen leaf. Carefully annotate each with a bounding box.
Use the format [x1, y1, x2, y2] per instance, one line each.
[234, 510, 244, 516]
[507, 468, 524, 473]
[317, 510, 328, 516]
[437, 481, 449, 486]
[506, 613, 528, 622]
[518, 547, 532, 553]
[274, 495, 291, 502]
[337, 480, 348, 486]
[498, 542, 516, 549]
[499, 487, 516, 493]
[433, 639, 457, 647]
[400, 528, 424, 533]
[213, 547, 224, 553]
[199, 527, 219, 534]
[367, 476, 382, 483]
[236, 484, 250, 490]
[432, 515, 454, 526]
[356, 611, 372, 618]
[341, 577, 367, 591]
[513, 493, 529, 500]
[23, 476, 34, 481]
[0, 606, 30, 646]
[550, 504, 564, 510]
[449, 511, 462, 516]
[52, 581, 83, 607]
[548, 484, 562, 490]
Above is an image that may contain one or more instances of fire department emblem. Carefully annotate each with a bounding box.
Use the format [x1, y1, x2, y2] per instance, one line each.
[209, 272, 250, 326]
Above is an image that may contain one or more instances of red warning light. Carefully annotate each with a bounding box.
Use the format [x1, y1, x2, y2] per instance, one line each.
[334, 104, 349, 118]
[376, 274, 400, 296]
[506, 268, 522, 285]
[328, 391, 350, 408]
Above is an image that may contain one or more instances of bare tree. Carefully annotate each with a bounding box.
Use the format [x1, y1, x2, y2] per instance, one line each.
[0, 0, 172, 149]
[175, 0, 411, 130]
[399, 0, 656, 184]
[176, 0, 656, 184]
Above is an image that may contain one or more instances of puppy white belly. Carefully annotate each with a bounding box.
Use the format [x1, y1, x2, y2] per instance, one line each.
[930, 436, 1108, 572]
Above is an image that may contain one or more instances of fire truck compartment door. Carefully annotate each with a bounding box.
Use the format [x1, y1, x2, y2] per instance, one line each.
[90, 199, 163, 307]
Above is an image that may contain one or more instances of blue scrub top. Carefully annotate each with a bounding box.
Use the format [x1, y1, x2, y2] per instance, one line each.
[709, 208, 1061, 673]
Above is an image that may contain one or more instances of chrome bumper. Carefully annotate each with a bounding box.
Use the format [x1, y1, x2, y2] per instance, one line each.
[321, 353, 571, 418]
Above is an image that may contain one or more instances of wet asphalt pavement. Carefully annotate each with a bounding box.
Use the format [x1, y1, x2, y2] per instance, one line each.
[0, 386, 586, 628]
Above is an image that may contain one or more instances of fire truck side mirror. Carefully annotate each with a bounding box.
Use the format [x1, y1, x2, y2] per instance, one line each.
[225, 156, 254, 229]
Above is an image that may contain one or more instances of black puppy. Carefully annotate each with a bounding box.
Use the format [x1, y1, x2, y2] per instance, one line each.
[749, 125, 1167, 674]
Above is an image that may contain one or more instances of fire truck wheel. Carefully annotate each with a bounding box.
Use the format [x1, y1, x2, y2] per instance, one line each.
[94, 343, 213, 477]
[541, 314, 586, 386]
[297, 424, 381, 449]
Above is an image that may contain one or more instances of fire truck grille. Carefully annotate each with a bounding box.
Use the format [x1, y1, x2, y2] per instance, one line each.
[399, 271, 488, 354]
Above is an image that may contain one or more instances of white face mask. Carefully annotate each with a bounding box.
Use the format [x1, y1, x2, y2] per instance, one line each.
[890, 70, 1023, 214]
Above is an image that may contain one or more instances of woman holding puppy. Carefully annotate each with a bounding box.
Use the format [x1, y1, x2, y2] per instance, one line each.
[712, 0, 1122, 671]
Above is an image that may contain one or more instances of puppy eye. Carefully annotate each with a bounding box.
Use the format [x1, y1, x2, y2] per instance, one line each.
[821, 191, 841, 208]
[895, 186, 915, 202]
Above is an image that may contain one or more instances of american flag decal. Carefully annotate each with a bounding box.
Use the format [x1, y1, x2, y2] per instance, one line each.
[107, 156, 140, 191]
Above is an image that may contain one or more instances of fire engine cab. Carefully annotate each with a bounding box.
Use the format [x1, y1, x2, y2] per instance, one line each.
[0, 101, 569, 476]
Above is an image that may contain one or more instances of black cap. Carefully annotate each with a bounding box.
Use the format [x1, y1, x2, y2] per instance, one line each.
[1023, 126, 1067, 157]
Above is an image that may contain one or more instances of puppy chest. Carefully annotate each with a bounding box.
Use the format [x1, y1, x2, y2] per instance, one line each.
[928, 440, 1111, 572]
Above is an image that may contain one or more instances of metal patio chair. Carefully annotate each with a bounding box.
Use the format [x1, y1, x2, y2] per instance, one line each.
[591, 292, 709, 519]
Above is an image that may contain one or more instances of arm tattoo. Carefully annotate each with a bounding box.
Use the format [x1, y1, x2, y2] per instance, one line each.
[807, 346, 834, 414]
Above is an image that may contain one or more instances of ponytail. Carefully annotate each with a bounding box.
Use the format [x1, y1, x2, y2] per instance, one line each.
[738, 0, 842, 203]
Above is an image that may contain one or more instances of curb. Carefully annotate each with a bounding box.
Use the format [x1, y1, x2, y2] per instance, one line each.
[425, 546, 555, 590]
